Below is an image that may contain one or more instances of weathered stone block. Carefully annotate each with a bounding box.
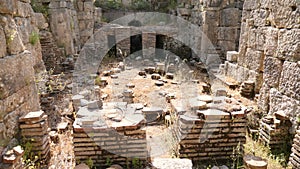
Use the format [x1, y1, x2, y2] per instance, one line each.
[34, 13, 48, 30]
[0, 26, 6, 58]
[276, 29, 300, 61]
[0, 0, 17, 14]
[263, 57, 282, 88]
[264, 27, 278, 56]
[0, 51, 35, 99]
[250, 9, 269, 27]
[279, 61, 300, 100]
[244, 48, 264, 72]
[15, 1, 33, 18]
[269, 88, 300, 122]
[226, 51, 239, 62]
[220, 8, 241, 27]
[268, 0, 300, 29]
[243, 0, 260, 10]
[0, 15, 25, 55]
[14, 17, 32, 45]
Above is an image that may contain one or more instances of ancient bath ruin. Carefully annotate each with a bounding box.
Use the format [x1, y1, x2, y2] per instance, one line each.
[0, 0, 299, 169]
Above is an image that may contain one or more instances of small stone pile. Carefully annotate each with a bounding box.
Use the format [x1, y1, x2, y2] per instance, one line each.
[0, 146, 24, 169]
[175, 109, 246, 161]
[19, 110, 51, 163]
[258, 112, 291, 150]
[240, 81, 255, 98]
[289, 129, 300, 169]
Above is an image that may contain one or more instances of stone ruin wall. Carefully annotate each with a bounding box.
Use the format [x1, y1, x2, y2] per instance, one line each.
[220, 0, 300, 132]
[177, 0, 244, 61]
[0, 0, 44, 151]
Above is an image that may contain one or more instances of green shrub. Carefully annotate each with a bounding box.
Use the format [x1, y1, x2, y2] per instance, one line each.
[31, 0, 49, 17]
[94, 0, 122, 10]
[131, 0, 151, 11]
[29, 31, 39, 45]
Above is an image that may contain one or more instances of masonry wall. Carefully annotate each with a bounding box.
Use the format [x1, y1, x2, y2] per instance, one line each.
[177, 0, 244, 61]
[0, 0, 44, 150]
[221, 0, 299, 131]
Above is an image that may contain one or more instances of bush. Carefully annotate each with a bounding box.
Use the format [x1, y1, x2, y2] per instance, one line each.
[31, 0, 49, 17]
[94, 0, 122, 10]
[131, 0, 151, 11]
[29, 31, 39, 45]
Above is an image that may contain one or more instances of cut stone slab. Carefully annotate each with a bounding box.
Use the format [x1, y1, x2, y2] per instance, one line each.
[166, 73, 174, 79]
[19, 110, 45, 122]
[189, 98, 207, 110]
[226, 51, 239, 62]
[13, 146, 24, 156]
[151, 73, 161, 80]
[197, 95, 213, 103]
[155, 81, 164, 86]
[243, 155, 267, 169]
[74, 163, 90, 169]
[152, 158, 193, 169]
[197, 109, 230, 120]
[87, 100, 102, 109]
[126, 83, 135, 88]
[138, 71, 146, 76]
[110, 74, 118, 79]
[215, 88, 227, 96]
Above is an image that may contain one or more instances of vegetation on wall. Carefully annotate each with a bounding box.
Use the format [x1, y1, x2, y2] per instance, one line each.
[94, 0, 123, 10]
[130, 0, 151, 11]
[29, 31, 39, 45]
[30, 0, 49, 17]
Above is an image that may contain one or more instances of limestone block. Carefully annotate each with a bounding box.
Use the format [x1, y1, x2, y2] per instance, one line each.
[236, 65, 249, 83]
[220, 8, 241, 27]
[248, 27, 266, 51]
[250, 9, 269, 27]
[276, 29, 300, 61]
[268, 0, 300, 29]
[0, 51, 35, 99]
[226, 51, 238, 62]
[243, 0, 260, 10]
[0, 16, 25, 55]
[84, 1, 94, 12]
[263, 57, 283, 88]
[279, 61, 300, 100]
[258, 84, 269, 113]
[0, 0, 17, 14]
[264, 27, 278, 56]
[269, 88, 300, 121]
[34, 13, 48, 30]
[218, 41, 236, 53]
[14, 17, 32, 45]
[0, 26, 6, 58]
[218, 27, 239, 41]
[225, 61, 237, 79]
[15, 1, 33, 18]
[244, 48, 264, 72]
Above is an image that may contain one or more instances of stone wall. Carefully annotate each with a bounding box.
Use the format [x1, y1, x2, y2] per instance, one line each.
[220, 0, 300, 131]
[177, 0, 244, 60]
[0, 0, 44, 153]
